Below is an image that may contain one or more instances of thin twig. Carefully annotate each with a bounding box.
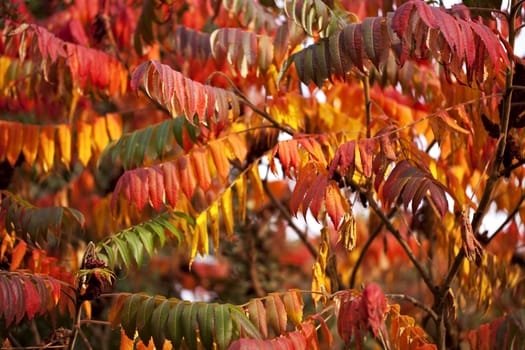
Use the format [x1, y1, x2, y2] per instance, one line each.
[349, 208, 396, 288]
[387, 293, 438, 322]
[485, 192, 525, 244]
[360, 185, 437, 294]
[207, 71, 296, 135]
[261, 179, 318, 259]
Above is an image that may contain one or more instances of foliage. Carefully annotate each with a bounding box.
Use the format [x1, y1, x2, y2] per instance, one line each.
[1, 0, 525, 349]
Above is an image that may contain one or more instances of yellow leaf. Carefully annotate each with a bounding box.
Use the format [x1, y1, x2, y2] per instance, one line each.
[0, 57, 11, 90]
[221, 187, 234, 238]
[6, 121, 23, 166]
[196, 212, 208, 256]
[82, 300, 92, 320]
[248, 164, 265, 209]
[208, 201, 220, 249]
[22, 124, 39, 164]
[93, 116, 110, 153]
[39, 125, 56, 171]
[235, 175, 247, 222]
[105, 113, 123, 140]
[338, 212, 357, 251]
[77, 121, 93, 166]
[57, 124, 72, 169]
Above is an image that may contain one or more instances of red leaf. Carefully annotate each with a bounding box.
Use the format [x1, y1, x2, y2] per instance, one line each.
[342, 24, 364, 71]
[329, 140, 356, 178]
[337, 291, 363, 346]
[162, 161, 180, 207]
[177, 156, 196, 200]
[303, 174, 328, 219]
[358, 138, 375, 178]
[23, 276, 40, 320]
[147, 166, 165, 211]
[361, 283, 387, 337]
[130, 168, 149, 212]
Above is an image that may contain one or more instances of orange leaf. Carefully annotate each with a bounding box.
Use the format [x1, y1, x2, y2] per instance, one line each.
[10, 240, 27, 271]
[22, 124, 39, 164]
[177, 156, 196, 200]
[209, 141, 230, 181]
[325, 182, 348, 229]
[7, 122, 23, 166]
[57, 124, 72, 168]
[227, 134, 248, 162]
[191, 147, 211, 191]
[39, 125, 56, 171]
[76, 121, 93, 166]
[266, 293, 287, 336]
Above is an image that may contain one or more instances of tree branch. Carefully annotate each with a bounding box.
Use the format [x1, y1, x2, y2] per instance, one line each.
[484, 192, 525, 245]
[353, 181, 437, 294]
[386, 293, 438, 322]
[262, 179, 318, 259]
[349, 208, 396, 288]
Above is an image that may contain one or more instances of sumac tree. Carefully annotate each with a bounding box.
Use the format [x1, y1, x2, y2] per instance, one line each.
[1, 0, 525, 349]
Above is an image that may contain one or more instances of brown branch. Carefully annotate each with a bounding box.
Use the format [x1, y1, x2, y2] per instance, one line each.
[386, 293, 438, 322]
[351, 180, 437, 294]
[484, 192, 525, 245]
[206, 71, 296, 136]
[349, 208, 396, 288]
[261, 179, 318, 259]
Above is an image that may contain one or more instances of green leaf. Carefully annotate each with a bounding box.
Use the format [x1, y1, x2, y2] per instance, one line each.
[172, 115, 185, 147]
[137, 296, 157, 346]
[114, 237, 131, 268]
[120, 294, 145, 340]
[135, 225, 154, 257]
[151, 299, 171, 349]
[134, 125, 154, 166]
[102, 244, 116, 268]
[197, 303, 214, 349]
[125, 231, 143, 266]
[214, 304, 233, 350]
[145, 221, 167, 246]
[181, 302, 198, 350]
[121, 130, 138, 170]
[154, 120, 173, 159]
[166, 301, 184, 349]
[229, 305, 262, 340]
